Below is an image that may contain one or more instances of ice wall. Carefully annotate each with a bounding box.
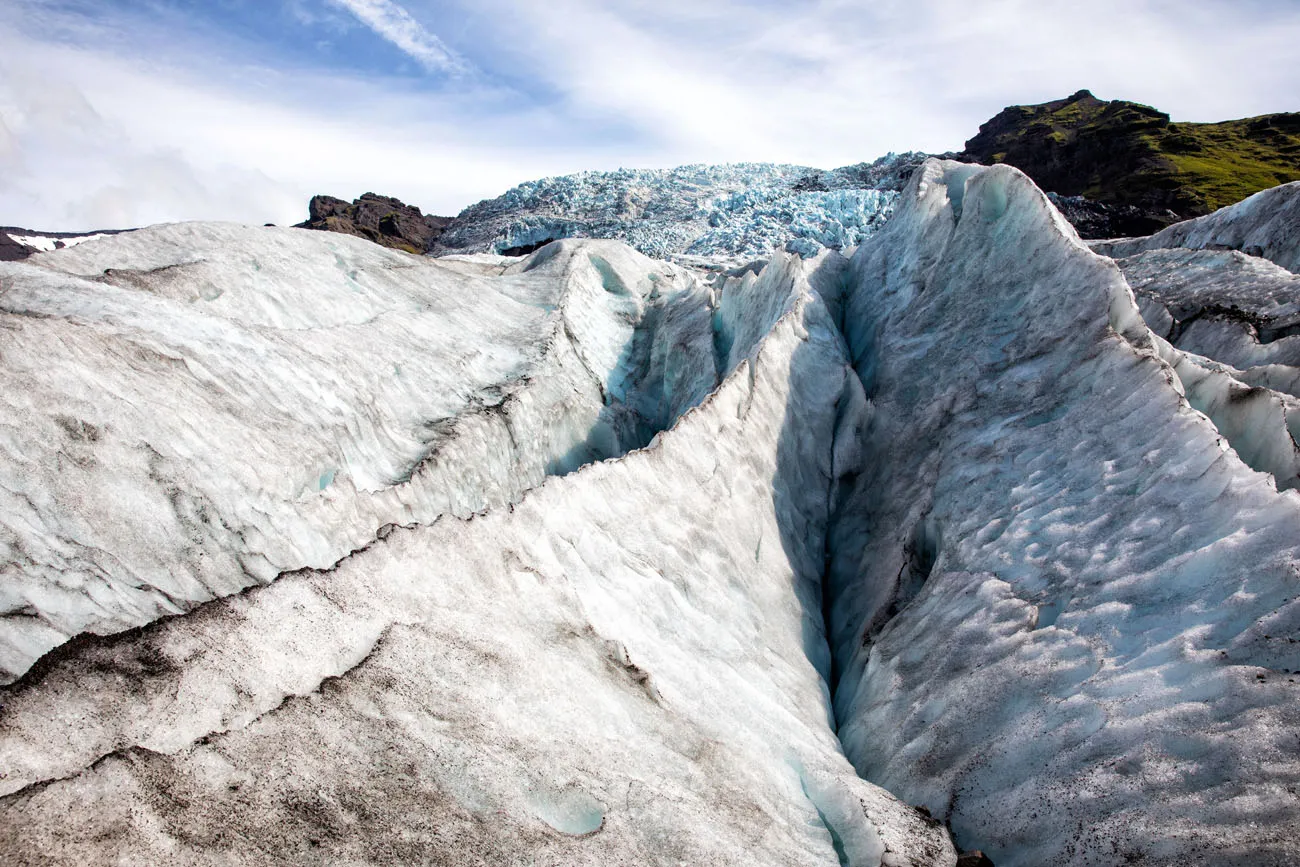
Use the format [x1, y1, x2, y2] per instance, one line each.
[0, 227, 745, 681]
[827, 160, 1300, 865]
[431, 155, 922, 262]
[0, 235, 954, 866]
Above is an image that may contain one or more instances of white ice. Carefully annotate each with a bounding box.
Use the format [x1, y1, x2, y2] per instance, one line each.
[0, 225, 743, 680]
[432, 155, 921, 262]
[0, 231, 954, 866]
[828, 160, 1300, 865]
[1093, 181, 1300, 274]
[3, 157, 1300, 866]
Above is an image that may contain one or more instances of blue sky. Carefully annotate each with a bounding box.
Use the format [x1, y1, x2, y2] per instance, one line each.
[2, 0, 1298, 230]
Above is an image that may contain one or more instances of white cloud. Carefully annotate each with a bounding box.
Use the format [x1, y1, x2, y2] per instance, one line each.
[325, 0, 466, 74]
[0, 27, 553, 229]
[432, 0, 1300, 165]
[0, 0, 1297, 231]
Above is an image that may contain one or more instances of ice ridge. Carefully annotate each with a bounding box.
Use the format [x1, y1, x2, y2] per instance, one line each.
[2, 160, 1300, 865]
[0, 228, 791, 681]
[826, 160, 1300, 865]
[431, 153, 926, 262]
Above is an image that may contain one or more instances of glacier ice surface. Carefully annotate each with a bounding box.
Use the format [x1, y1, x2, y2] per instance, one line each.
[0, 230, 955, 866]
[827, 160, 1300, 865]
[0, 225, 764, 680]
[2, 155, 1300, 865]
[432, 154, 925, 262]
[1093, 180, 1300, 274]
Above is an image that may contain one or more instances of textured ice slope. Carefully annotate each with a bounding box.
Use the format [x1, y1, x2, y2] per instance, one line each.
[4, 158, 1300, 865]
[0, 226, 739, 681]
[828, 160, 1300, 865]
[431, 155, 924, 262]
[1094, 181, 1300, 273]
[1102, 241, 1300, 489]
[0, 238, 955, 866]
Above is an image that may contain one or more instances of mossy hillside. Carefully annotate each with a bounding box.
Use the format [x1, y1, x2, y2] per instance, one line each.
[1157, 114, 1300, 211]
[963, 90, 1300, 225]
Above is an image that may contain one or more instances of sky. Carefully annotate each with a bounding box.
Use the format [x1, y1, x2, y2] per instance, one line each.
[1, 0, 1297, 231]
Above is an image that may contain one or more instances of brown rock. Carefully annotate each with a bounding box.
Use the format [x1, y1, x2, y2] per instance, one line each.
[960, 90, 1300, 238]
[0, 230, 31, 261]
[296, 193, 452, 254]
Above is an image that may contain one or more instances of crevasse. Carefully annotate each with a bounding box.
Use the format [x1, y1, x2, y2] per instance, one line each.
[820, 160, 1300, 866]
[2, 161, 1300, 866]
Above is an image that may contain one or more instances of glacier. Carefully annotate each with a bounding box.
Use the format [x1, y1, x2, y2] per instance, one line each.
[827, 162, 1300, 865]
[0, 227, 755, 680]
[0, 224, 955, 866]
[431, 153, 925, 263]
[1094, 182, 1300, 274]
[1, 159, 1300, 865]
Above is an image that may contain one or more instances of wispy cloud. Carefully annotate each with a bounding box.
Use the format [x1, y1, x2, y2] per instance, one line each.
[0, 18, 538, 229]
[434, 0, 1300, 164]
[0, 0, 1297, 231]
[325, 0, 466, 74]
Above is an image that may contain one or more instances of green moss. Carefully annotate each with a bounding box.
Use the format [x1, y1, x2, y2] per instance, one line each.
[964, 91, 1299, 220]
[1155, 116, 1300, 210]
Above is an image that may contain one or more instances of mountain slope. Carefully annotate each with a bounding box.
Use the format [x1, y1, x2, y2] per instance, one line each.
[962, 90, 1300, 235]
[0, 227, 128, 261]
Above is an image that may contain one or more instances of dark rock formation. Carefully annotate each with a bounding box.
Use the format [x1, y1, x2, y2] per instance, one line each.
[295, 193, 452, 254]
[498, 238, 557, 257]
[0, 231, 30, 262]
[0, 227, 128, 262]
[962, 90, 1300, 238]
[1045, 193, 1179, 240]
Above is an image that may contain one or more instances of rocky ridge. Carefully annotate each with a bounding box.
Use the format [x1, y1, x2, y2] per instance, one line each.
[961, 89, 1300, 237]
[295, 192, 453, 254]
[0, 227, 128, 261]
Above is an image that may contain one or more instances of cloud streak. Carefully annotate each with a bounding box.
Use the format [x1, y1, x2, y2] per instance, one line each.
[0, 20, 545, 229]
[0, 0, 1297, 231]
[325, 0, 466, 74]
[443, 0, 1300, 165]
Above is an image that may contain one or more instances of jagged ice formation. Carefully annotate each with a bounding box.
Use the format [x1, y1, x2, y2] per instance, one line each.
[430, 154, 925, 262]
[1, 159, 1300, 865]
[827, 161, 1300, 865]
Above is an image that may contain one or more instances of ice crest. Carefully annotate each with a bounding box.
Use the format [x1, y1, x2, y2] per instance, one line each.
[432, 153, 924, 262]
[3, 157, 1300, 865]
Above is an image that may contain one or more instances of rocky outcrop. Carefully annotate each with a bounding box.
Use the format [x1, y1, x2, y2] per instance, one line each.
[1093, 181, 1300, 274]
[0, 231, 31, 262]
[295, 193, 453, 253]
[962, 90, 1300, 238]
[0, 227, 127, 261]
[1044, 193, 1175, 241]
